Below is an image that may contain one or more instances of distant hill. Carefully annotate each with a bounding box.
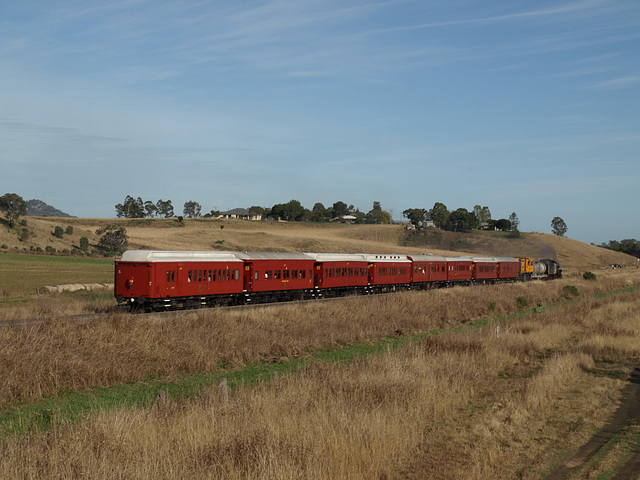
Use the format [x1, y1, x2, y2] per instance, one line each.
[26, 199, 74, 218]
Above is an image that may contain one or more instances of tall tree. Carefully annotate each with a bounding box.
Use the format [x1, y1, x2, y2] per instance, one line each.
[429, 202, 449, 229]
[473, 205, 491, 224]
[156, 199, 174, 218]
[0, 193, 28, 226]
[551, 216, 567, 236]
[447, 208, 478, 232]
[310, 202, 329, 222]
[332, 201, 349, 219]
[508, 212, 520, 231]
[115, 196, 144, 218]
[366, 201, 391, 224]
[402, 208, 426, 227]
[144, 201, 157, 218]
[183, 201, 202, 218]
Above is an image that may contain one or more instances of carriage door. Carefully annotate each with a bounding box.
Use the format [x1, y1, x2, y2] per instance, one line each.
[243, 263, 253, 291]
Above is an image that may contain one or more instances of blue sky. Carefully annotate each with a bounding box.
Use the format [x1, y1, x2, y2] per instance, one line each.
[1, 1, 638, 245]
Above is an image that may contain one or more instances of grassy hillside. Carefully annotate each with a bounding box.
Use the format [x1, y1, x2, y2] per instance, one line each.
[1, 216, 636, 274]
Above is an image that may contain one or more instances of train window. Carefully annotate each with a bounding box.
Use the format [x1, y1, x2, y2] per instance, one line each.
[198, 270, 203, 282]
[255, 271, 259, 280]
[188, 270, 193, 282]
[292, 269, 298, 279]
[309, 270, 312, 279]
[167, 271, 171, 284]
[207, 270, 212, 281]
[301, 269, 307, 279]
[234, 270, 239, 281]
[283, 270, 290, 280]
[265, 270, 272, 279]
[274, 270, 281, 279]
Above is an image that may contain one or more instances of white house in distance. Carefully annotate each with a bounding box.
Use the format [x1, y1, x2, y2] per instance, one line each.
[218, 208, 262, 221]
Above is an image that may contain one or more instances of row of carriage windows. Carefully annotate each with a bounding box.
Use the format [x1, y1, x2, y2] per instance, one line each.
[171, 269, 240, 284]
[167, 262, 514, 285]
[477, 265, 497, 273]
[255, 269, 312, 280]
[326, 267, 367, 278]
[378, 267, 408, 276]
[414, 263, 446, 274]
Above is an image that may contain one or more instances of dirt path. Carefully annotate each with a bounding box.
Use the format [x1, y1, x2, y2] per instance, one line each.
[545, 368, 640, 479]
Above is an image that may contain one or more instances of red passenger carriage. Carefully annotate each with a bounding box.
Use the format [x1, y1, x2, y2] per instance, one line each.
[407, 254, 448, 288]
[444, 256, 473, 284]
[306, 253, 369, 296]
[494, 257, 520, 281]
[115, 250, 244, 310]
[363, 254, 412, 293]
[238, 252, 315, 302]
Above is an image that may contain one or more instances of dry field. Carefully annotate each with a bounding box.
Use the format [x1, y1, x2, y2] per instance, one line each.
[1, 218, 639, 478]
[2, 216, 635, 271]
[0, 269, 639, 478]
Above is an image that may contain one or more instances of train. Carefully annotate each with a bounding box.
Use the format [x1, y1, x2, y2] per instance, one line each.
[115, 250, 562, 312]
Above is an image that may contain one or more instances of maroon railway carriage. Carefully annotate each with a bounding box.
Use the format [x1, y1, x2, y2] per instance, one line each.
[444, 256, 473, 285]
[494, 257, 520, 281]
[115, 250, 244, 311]
[407, 254, 448, 288]
[306, 253, 369, 297]
[470, 256, 521, 284]
[470, 256, 499, 283]
[238, 252, 315, 302]
[363, 254, 412, 293]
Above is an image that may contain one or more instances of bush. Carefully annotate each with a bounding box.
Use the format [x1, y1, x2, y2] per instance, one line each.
[96, 225, 129, 253]
[18, 228, 30, 242]
[562, 285, 579, 298]
[583, 271, 597, 281]
[45, 246, 56, 253]
[79, 237, 89, 252]
[516, 296, 529, 308]
[65, 226, 74, 235]
[53, 226, 64, 239]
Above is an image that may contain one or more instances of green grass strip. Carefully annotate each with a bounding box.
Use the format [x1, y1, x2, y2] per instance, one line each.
[0, 330, 438, 439]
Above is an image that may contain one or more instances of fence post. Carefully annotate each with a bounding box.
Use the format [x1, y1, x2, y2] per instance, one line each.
[219, 377, 229, 404]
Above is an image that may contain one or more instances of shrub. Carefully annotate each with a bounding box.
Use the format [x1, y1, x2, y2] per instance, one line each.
[18, 228, 30, 242]
[583, 271, 597, 281]
[79, 237, 89, 252]
[488, 301, 496, 311]
[96, 225, 128, 253]
[562, 285, 579, 298]
[1, 244, 7, 249]
[65, 226, 74, 235]
[53, 226, 64, 239]
[45, 246, 56, 253]
[516, 296, 529, 308]
[19, 219, 27, 227]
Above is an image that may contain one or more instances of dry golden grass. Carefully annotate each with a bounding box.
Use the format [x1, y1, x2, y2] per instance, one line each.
[2, 281, 639, 479]
[2, 217, 636, 274]
[0, 271, 637, 408]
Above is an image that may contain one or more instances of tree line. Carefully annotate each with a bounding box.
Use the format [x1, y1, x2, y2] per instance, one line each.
[115, 196, 393, 224]
[402, 203, 520, 233]
[600, 239, 640, 258]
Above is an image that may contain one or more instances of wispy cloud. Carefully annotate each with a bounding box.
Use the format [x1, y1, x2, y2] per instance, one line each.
[587, 75, 640, 89]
